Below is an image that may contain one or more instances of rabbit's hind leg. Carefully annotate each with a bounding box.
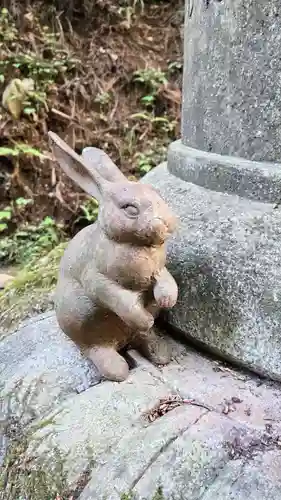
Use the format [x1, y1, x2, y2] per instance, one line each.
[55, 278, 96, 345]
[55, 278, 130, 382]
[133, 328, 171, 366]
[85, 346, 129, 382]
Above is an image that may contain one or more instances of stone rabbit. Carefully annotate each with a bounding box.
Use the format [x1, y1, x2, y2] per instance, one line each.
[48, 131, 178, 382]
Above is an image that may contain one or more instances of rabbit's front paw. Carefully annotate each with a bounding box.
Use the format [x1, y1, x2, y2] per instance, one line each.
[153, 269, 178, 309]
[155, 293, 177, 309]
[154, 288, 177, 309]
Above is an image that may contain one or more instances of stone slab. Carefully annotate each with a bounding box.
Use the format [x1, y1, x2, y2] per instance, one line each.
[0, 312, 100, 423]
[1, 314, 280, 499]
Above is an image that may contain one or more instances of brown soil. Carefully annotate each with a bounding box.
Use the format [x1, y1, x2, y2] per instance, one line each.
[0, 0, 183, 238]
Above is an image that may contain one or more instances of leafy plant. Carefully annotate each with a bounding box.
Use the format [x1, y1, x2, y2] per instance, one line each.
[118, 0, 145, 27]
[0, 144, 44, 158]
[0, 7, 18, 43]
[15, 197, 33, 207]
[130, 112, 176, 133]
[74, 199, 99, 226]
[0, 207, 12, 233]
[0, 8, 78, 119]
[168, 60, 183, 73]
[0, 216, 66, 265]
[94, 91, 111, 106]
[133, 68, 168, 106]
[135, 144, 167, 175]
[0, 243, 67, 332]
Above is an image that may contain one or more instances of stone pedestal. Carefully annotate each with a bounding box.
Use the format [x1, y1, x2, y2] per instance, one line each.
[143, 0, 281, 380]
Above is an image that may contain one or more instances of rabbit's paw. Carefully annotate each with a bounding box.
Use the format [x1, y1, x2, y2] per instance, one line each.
[153, 287, 177, 309]
[135, 330, 171, 365]
[85, 346, 129, 382]
[153, 268, 178, 309]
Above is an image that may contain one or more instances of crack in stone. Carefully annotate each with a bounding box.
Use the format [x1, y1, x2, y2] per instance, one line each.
[198, 458, 247, 500]
[129, 409, 209, 491]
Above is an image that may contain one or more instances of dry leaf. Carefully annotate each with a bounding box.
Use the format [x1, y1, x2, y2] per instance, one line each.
[2, 78, 35, 119]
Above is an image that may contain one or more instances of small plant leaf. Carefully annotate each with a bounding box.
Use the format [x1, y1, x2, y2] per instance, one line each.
[0, 210, 12, 221]
[0, 146, 19, 156]
[15, 197, 33, 207]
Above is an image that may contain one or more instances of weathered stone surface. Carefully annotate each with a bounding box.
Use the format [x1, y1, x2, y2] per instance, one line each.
[143, 162, 281, 381]
[182, 0, 281, 163]
[140, 0, 281, 382]
[0, 312, 100, 422]
[2, 314, 281, 499]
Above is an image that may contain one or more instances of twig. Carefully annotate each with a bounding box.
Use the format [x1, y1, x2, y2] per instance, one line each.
[51, 108, 73, 122]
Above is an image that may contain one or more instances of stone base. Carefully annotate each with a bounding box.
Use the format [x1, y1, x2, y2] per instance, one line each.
[142, 141, 281, 381]
[1, 314, 281, 499]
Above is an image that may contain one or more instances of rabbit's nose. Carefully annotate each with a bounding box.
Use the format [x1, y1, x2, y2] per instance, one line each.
[153, 217, 175, 236]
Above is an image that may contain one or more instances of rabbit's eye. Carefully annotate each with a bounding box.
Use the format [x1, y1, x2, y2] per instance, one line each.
[121, 204, 139, 217]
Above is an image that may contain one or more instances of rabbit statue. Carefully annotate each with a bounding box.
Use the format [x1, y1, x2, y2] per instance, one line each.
[48, 131, 178, 382]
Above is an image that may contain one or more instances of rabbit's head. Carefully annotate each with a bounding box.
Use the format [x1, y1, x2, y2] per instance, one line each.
[48, 132, 177, 246]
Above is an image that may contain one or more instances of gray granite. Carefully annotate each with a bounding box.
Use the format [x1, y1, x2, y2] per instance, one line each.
[143, 164, 281, 381]
[1, 315, 281, 500]
[0, 312, 100, 422]
[140, 0, 281, 381]
[182, 0, 281, 162]
[167, 140, 281, 204]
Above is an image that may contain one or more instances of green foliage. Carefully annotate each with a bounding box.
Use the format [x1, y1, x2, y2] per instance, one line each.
[0, 8, 17, 43]
[1, 441, 68, 500]
[134, 144, 167, 175]
[0, 144, 44, 158]
[152, 487, 165, 500]
[130, 112, 176, 133]
[134, 67, 167, 90]
[120, 489, 165, 500]
[0, 197, 32, 234]
[94, 91, 112, 106]
[0, 8, 78, 118]
[168, 60, 183, 73]
[0, 242, 67, 332]
[0, 216, 66, 266]
[133, 68, 168, 106]
[0, 385, 68, 500]
[118, 0, 145, 26]
[0, 207, 12, 233]
[75, 198, 99, 225]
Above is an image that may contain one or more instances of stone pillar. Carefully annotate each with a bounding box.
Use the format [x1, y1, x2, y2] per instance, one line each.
[182, 0, 281, 162]
[142, 0, 281, 381]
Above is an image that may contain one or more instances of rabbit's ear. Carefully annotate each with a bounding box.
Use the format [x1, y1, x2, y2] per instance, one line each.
[48, 132, 106, 201]
[82, 147, 126, 183]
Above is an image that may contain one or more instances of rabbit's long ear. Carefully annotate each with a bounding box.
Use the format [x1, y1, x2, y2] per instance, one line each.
[82, 147, 126, 183]
[48, 132, 106, 201]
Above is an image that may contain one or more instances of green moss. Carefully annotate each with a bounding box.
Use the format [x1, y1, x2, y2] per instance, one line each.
[0, 242, 67, 334]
